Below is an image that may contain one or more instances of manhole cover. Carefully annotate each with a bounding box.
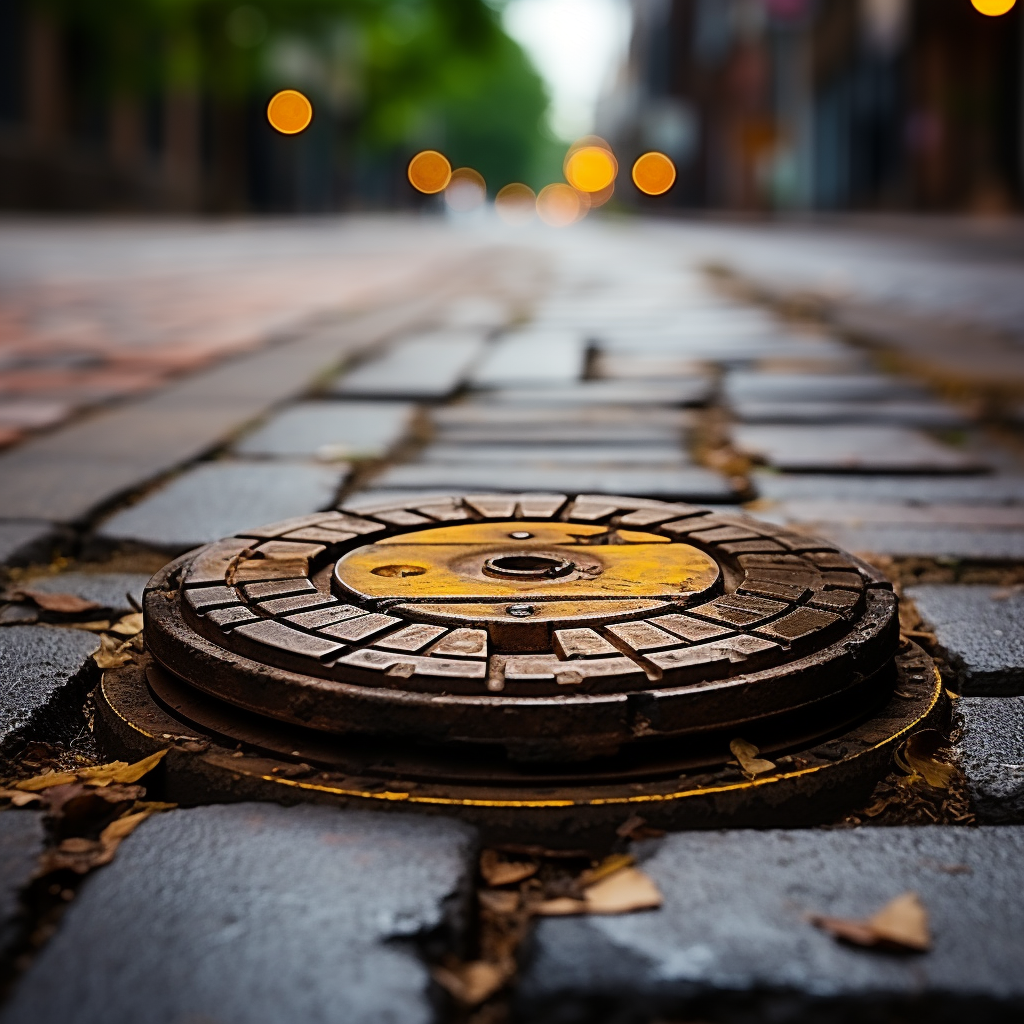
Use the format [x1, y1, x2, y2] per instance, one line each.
[97, 493, 942, 845]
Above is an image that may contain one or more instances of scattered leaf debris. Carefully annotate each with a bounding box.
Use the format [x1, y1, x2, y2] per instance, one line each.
[11, 590, 102, 614]
[93, 633, 136, 669]
[895, 730, 956, 790]
[811, 891, 931, 952]
[480, 849, 538, 887]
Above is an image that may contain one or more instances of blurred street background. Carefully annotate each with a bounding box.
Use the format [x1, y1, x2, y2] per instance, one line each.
[1, 0, 1021, 214]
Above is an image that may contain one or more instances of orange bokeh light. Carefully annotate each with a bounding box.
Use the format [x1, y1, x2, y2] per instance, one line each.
[536, 183, 589, 227]
[495, 183, 536, 225]
[407, 150, 452, 194]
[632, 152, 677, 196]
[445, 167, 487, 212]
[267, 90, 313, 135]
[565, 145, 618, 193]
[971, 0, 1015, 13]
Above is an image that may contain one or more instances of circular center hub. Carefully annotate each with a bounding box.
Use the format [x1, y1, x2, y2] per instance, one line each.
[482, 553, 575, 580]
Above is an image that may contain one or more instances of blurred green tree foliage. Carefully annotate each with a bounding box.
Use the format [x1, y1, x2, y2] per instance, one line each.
[38, 0, 557, 194]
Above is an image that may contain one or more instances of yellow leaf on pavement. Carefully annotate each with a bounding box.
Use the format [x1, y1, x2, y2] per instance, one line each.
[583, 867, 663, 915]
[110, 612, 144, 636]
[811, 891, 931, 952]
[729, 738, 776, 778]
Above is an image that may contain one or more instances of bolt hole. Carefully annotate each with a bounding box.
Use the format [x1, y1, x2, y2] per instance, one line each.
[491, 555, 560, 572]
[371, 564, 427, 578]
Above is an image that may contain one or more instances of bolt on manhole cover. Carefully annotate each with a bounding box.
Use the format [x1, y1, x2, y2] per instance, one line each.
[97, 493, 943, 846]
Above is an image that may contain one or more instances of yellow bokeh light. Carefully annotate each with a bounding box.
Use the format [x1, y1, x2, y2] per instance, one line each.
[267, 90, 313, 135]
[536, 183, 589, 227]
[632, 152, 677, 196]
[444, 167, 487, 212]
[565, 146, 617, 193]
[495, 183, 536, 225]
[971, 0, 1015, 14]
[407, 150, 452, 194]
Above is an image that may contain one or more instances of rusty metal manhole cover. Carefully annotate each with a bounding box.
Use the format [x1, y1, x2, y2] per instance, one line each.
[97, 493, 942, 845]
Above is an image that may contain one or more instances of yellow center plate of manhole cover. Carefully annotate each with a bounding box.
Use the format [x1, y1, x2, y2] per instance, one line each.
[334, 522, 720, 603]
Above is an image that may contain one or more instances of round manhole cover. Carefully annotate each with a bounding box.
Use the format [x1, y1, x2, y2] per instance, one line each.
[97, 493, 942, 844]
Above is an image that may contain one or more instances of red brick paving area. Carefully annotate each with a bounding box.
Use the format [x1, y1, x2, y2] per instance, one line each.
[0, 220, 460, 448]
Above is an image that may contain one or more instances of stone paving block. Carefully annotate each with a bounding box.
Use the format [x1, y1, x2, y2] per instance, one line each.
[233, 400, 415, 460]
[953, 697, 1024, 824]
[517, 827, 1024, 1022]
[733, 425, 987, 473]
[592, 353, 707, 379]
[732, 398, 970, 428]
[747, 502, 1024, 559]
[0, 625, 98, 749]
[97, 461, 344, 553]
[470, 329, 587, 387]
[0, 804, 477, 1024]
[595, 333, 853, 365]
[419, 444, 692, 467]
[0, 299, 432, 524]
[725, 371, 927, 403]
[0, 812, 45, 961]
[330, 330, 485, 400]
[823, 526, 1024, 561]
[751, 472, 1024, 503]
[370, 463, 737, 502]
[485, 380, 712, 407]
[6, 572, 151, 616]
[908, 585, 1024, 695]
[0, 522, 58, 567]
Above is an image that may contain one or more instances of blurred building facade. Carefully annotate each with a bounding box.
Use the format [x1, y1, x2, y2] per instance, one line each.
[0, 0, 553, 213]
[604, 0, 1024, 211]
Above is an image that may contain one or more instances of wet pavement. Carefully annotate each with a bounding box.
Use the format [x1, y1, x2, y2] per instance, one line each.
[2, 213, 1024, 1022]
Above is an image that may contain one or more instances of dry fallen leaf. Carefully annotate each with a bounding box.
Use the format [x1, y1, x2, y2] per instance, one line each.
[729, 738, 776, 778]
[480, 848, 538, 887]
[534, 864, 663, 917]
[13, 749, 169, 791]
[432, 960, 510, 1006]
[811, 891, 931, 952]
[14, 590, 103, 614]
[67, 620, 112, 632]
[0, 787, 43, 807]
[93, 633, 134, 669]
[109, 612, 144, 636]
[478, 889, 519, 915]
[38, 808, 161, 875]
[896, 731, 956, 790]
[582, 867, 664, 915]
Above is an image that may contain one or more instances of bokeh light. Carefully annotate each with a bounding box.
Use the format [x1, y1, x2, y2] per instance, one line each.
[495, 183, 537, 225]
[971, 0, 1016, 13]
[564, 139, 618, 193]
[266, 90, 313, 135]
[632, 152, 677, 196]
[536, 183, 589, 227]
[444, 167, 487, 212]
[407, 150, 452, 194]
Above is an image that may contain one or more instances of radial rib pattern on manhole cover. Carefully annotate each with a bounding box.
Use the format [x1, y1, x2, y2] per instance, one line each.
[97, 493, 943, 845]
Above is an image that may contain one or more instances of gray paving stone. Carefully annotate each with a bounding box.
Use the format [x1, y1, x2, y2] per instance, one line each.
[734, 425, 987, 473]
[725, 371, 927, 403]
[470, 329, 587, 387]
[0, 301, 432, 524]
[485, 380, 712, 407]
[330, 330, 485, 399]
[370, 463, 737, 502]
[0, 625, 98, 750]
[595, 333, 853, 365]
[752, 472, 1024, 503]
[908, 585, 1024, 695]
[0, 522, 58, 567]
[0, 812, 45, 961]
[732, 398, 970, 428]
[954, 697, 1024, 824]
[518, 827, 1024, 1022]
[6, 572, 151, 616]
[97, 461, 344, 553]
[419, 444, 691, 467]
[821, 526, 1024, 561]
[233, 400, 415, 460]
[0, 804, 477, 1024]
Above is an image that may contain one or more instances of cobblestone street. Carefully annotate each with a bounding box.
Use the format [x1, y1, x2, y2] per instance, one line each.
[2, 213, 1024, 1023]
